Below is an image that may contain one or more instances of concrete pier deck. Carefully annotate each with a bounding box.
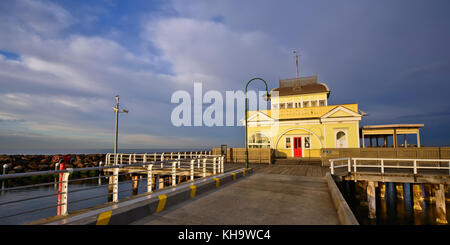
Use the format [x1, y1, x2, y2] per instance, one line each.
[132, 165, 340, 225]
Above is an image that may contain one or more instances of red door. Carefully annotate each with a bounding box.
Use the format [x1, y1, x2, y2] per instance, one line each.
[294, 137, 302, 157]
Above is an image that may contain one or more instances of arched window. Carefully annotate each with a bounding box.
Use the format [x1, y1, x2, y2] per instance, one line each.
[248, 133, 271, 148]
[336, 131, 347, 148]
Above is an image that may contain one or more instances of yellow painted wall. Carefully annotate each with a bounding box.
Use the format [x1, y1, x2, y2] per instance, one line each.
[247, 118, 360, 158]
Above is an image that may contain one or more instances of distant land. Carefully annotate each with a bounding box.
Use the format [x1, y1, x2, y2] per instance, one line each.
[0, 148, 212, 155]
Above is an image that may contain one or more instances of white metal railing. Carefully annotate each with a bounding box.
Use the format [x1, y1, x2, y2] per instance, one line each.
[0, 154, 224, 224]
[105, 151, 216, 166]
[329, 157, 450, 175]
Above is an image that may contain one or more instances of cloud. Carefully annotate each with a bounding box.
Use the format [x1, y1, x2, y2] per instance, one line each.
[143, 17, 292, 90]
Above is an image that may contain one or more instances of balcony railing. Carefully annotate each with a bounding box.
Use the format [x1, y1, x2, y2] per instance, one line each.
[248, 104, 359, 120]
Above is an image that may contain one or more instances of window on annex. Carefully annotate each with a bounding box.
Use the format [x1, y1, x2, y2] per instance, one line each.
[304, 136, 311, 149]
[249, 133, 271, 148]
[287, 102, 293, 108]
[336, 131, 347, 148]
[303, 101, 310, 107]
[280, 103, 286, 109]
[319, 100, 326, 106]
[285, 137, 291, 149]
[311, 101, 318, 107]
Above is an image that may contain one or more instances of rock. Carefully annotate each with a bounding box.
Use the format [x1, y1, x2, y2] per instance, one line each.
[13, 165, 24, 172]
[28, 162, 39, 170]
[75, 162, 84, 168]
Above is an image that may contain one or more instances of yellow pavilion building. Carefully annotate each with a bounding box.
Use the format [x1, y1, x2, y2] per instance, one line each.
[245, 75, 364, 158]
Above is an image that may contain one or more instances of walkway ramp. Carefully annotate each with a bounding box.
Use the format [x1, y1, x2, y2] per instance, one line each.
[132, 167, 340, 225]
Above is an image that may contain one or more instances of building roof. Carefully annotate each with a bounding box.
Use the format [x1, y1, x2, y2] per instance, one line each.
[361, 124, 424, 129]
[271, 83, 330, 97]
[279, 75, 318, 88]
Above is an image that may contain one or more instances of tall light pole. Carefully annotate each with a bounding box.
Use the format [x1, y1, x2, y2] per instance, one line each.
[245, 78, 270, 169]
[293, 50, 300, 80]
[112, 95, 128, 155]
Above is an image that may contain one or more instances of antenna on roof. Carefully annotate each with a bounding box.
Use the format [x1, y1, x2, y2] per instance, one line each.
[293, 50, 300, 80]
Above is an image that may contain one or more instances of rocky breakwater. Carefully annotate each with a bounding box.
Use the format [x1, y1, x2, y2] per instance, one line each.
[0, 154, 107, 174]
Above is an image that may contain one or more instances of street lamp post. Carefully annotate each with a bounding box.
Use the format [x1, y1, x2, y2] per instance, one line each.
[245, 78, 270, 169]
[112, 95, 128, 155]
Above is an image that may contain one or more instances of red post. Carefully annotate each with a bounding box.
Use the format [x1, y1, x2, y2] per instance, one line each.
[57, 158, 65, 215]
[55, 155, 72, 215]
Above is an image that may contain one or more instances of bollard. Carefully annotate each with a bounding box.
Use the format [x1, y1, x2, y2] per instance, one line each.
[172, 161, 177, 187]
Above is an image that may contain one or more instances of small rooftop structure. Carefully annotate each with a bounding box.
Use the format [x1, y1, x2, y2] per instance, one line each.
[360, 124, 424, 148]
[271, 75, 330, 98]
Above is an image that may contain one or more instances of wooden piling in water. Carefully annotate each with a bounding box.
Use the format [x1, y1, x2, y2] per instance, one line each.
[359, 181, 368, 206]
[396, 183, 404, 200]
[424, 184, 435, 204]
[158, 176, 164, 189]
[367, 181, 376, 219]
[379, 182, 386, 199]
[435, 184, 448, 224]
[132, 175, 139, 195]
[412, 184, 424, 212]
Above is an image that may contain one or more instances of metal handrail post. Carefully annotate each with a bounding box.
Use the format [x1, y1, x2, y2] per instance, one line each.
[203, 159, 207, 178]
[347, 158, 351, 173]
[330, 160, 334, 175]
[190, 160, 195, 181]
[59, 171, 70, 216]
[147, 164, 153, 193]
[112, 167, 119, 203]
[172, 161, 177, 187]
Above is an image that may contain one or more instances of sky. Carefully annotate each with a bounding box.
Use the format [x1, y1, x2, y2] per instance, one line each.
[0, 0, 449, 153]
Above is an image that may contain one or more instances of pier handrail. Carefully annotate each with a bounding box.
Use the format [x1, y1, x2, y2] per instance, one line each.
[0, 154, 225, 224]
[104, 151, 218, 166]
[329, 157, 450, 175]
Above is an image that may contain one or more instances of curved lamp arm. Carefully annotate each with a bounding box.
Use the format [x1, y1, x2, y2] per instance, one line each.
[244, 78, 270, 169]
